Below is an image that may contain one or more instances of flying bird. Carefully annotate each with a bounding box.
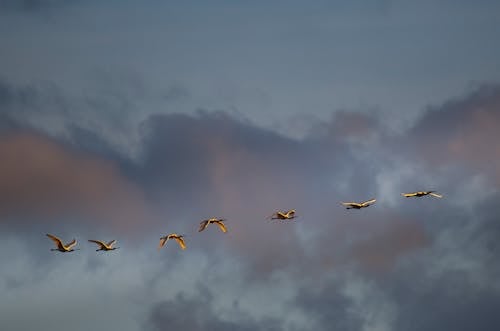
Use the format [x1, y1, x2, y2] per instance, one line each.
[268, 209, 296, 221]
[46, 233, 78, 253]
[88, 239, 119, 251]
[402, 191, 443, 198]
[158, 233, 186, 250]
[341, 199, 376, 209]
[198, 218, 227, 233]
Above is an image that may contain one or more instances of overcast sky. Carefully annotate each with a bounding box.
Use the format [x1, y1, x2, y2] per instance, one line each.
[1, 1, 500, 331]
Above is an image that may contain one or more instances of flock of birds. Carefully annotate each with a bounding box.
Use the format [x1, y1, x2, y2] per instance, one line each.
[46, 191, 443, 253]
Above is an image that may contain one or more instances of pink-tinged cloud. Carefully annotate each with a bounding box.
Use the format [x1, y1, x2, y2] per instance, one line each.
[201, 134, 308, 275]
[347, 218, 428, 272]
[0, 132, 152, 232]
[313, 212, 429, 273]
[309, 110, 381, 145]
[410, 86, 500, 184]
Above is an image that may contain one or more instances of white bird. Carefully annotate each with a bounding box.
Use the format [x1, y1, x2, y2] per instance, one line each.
[402, 191, 443, 198]
[198, 218, 227, 233]
[341, 199, 376, 209]
[46, 233, 78, 253]
[88, 239, 119, 251]
[158, 233, 186, 250]
[268, 209, 296, 221]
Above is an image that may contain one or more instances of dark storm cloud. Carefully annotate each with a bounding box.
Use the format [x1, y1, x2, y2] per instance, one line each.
[286, 82, 500, 329]
[292, 281, 364, 331]
[1, 75, 500, 330]
[133, 109, 423, 277]
[288, 195, 500, 331]
[380, 194, 500, 331]
[147, 284, 284, 331]
[0, 76, 431, 274]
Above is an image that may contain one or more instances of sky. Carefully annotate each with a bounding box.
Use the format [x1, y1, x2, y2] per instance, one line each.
[1, 1, 500, 330]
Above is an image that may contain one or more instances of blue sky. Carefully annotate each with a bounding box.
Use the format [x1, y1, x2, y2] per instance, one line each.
[2, 0, 499, 133]
[1, 1, 500, 331]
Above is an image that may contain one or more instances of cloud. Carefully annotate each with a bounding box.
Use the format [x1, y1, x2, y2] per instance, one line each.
[346, 217, 428, 272]
[0, 132, 152, 233]
[147, 285, 284, 331]
[135, 110, 412, 275]
[405, 84, 500, 183]
[1, 76, 500, 331]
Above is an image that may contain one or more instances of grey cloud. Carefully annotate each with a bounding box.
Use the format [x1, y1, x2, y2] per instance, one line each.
[147, 285, 284, 331]
[402, 84, 500, 181]
[1, 75, 500, 331]
[292, 280, 364, 331]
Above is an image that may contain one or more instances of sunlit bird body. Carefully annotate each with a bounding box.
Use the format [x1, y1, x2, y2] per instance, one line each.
[268, 209, 296, 221]
[198, 218, 227, 233]
[46, 233, 78, 253]
[158, 233, 186, 250]
[88, 239, 119, 251]
[402, 191, 443, 198]
[341, 199, 376, 209]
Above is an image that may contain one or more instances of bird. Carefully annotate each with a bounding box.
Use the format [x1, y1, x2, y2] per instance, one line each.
[88, 239, 119, 251]
[198, 218, 227, 233]
[158, 233, 186, 250]
[341, 199, 376, 209]
[46, 233, 78, 253]
[268, 209, 296, 221]
[401, 191, 443, 198]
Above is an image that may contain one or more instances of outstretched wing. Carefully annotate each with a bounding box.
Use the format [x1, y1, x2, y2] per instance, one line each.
[429, 192, 443, 198]
[88, 239, 106, 249]
[106, 240, 117, 247]
[361, 199, 376, 206]
[65, 239, 77, 250]
[341, 202, 360, 207]
[214, 221, 227, 233]
[198, 220, 209, 232]
[276, 212, 286, 218]
[174, 237, 186, 250]
[158, 236, 169, 250]
[46, 233, 64, 250]
[402, 192, 417, 197]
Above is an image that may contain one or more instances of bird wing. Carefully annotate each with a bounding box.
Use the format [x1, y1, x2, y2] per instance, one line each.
[429, 192, 443, 198]
[106, 240, 117, 247]
[88, 239, 107, 249]
[158, 236, 169, 250]
[174, 237, 186, 250]
[402, 192, 417, 197]
[46, 234, 64, 250]
[215, 221, 227, 233]
[198, 220, 209, 232]
[361, 199, 376, 206]
[341, 202, 360, 207]
[65, 239, 77, 250]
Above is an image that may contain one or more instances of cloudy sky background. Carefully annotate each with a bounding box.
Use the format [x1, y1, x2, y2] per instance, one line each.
[1, 1, 500, 330]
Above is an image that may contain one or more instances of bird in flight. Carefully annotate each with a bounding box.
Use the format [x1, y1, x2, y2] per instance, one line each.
[268, 209, 296, 221]
[341, 199, 376, 209]
[401, 191, 443, 198]
[158, 233, 186, 250]
[46, 233, 78, 253]
[198, 218, 227, 233]
[88, 239, 119, 251]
